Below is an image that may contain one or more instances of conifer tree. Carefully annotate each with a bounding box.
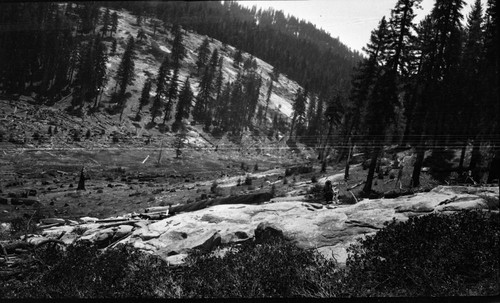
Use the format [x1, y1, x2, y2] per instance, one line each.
[350, 16, 393, 195]
[77, 167, 86, 191]
[101, 7, 111, 37]
[114, 36, 136, 121]
[111, 12, 118, 36]
[233, 49, 243, 68]
[243, 55, 253, 70]
[111, 39, 117, 56]
[151, 20, 160, 38]
[217, 81, 232, 131]
[243, 70, 262, 127]
[411, 0, 465, 187]
[313, 96, 325, 148]
[163, 66, 179, 124]
[304, 93, 317, 146]
[137, 28, 147, 42]
[72, 40, 94, 114]
[175, 77, 193, 123]
[137, 78, 152, 117]
[228, 73, 244, 135]
[320, 95, 343, 162]
[170, 24, 186, 68]
[150, 56, 171, 123]
[193, 48, 219, 125]
[92, 36, 109, 109]
[263, 76, 274, 125]
[388, 0, 422, 75]
[289, 88, 306, 141]
[457, 0, 484, 171]
[483, 0, 499, 189]
[196, 37, 211, 73]
[214, 57, 224, 101]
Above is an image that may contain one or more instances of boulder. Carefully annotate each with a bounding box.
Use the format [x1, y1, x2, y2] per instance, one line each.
[137, 231, 161, 241]
[194, 232, 222, 252]
[26, 236, 51, 246]
[166, 253, 188, 266]
[113, 225, 134, 239]
[254, 222, 285, 243]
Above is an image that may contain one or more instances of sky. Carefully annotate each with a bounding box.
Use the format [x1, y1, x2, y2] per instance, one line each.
[238, 0, 482, 54]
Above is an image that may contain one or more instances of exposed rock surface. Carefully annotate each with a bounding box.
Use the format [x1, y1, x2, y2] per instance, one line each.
[39, 186, 498, 265]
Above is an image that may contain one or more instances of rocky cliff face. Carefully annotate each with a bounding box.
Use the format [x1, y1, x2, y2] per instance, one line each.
[34, 185, 498, 266]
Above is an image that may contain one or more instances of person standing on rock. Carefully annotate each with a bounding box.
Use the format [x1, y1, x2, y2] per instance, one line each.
[324, 180, 334, 204]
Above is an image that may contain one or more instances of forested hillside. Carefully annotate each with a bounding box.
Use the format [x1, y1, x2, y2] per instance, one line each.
[0, 1, 362, 152]
[110, 1, 362, 98]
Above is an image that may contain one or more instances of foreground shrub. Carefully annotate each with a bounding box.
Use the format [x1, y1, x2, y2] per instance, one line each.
[179, 238, 329, 298]
[2, 242, 181, 298]
[344, 210, 500, 297]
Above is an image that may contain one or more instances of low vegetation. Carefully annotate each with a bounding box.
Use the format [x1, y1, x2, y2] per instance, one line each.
[1, 210, 497, 298]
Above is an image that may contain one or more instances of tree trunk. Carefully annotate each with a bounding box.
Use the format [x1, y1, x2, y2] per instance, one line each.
[157, 141, 163, 165]
[93, 88, 102, 109]
[458, 141, 467, 172]
[362, 144, 381, 195]
[289, 113, 298, 142]
[401, 115, 412, 147]
[344, 137, 352, 180]
[487, 145, 500, 184]
[469, 139, 481, 180]
[412, 144, 425, 188]
[320, 120, 334, 162]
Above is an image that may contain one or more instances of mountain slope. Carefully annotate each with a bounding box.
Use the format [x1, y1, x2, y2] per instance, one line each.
[0, 6, 310, 153]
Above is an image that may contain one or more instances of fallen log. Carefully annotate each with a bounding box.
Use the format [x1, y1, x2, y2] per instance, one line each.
[95, 218, 131, 224]
[98, 220, 142, 229]
[349, 191, 359, 203]
[138, 213, 168, 220]
[1, 239, 66, 255]
[144, 206, 171, 213]
[40, 218, 65, 225]
[39, 222, 64, 229]
[347, 181, 365, 191]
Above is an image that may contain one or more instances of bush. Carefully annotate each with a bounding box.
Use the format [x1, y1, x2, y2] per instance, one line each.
[344, 210, 500, 297]
[423, 147, 455, 183]
[2, 243, 182, 298]
[307, 183, 324, 202]
[244, 175, 252, 186]
[210, 181, 218, 194]
[270, 184, 277, 197]
[180, 238, 327, 298]
[8, 210, 43, 238]
[311, 176, 318, 183]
